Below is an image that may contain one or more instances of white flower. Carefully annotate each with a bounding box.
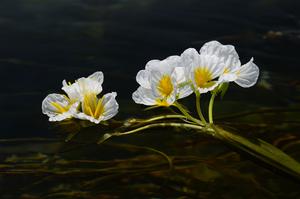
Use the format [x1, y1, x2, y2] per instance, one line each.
[200, 41, 259, 88]
[62, 71, 104, 102]
[74, 92, 119, 124]
[181, 48, 226, 94]
[132, 55, 193, 106]
[42, 94, 79, 122]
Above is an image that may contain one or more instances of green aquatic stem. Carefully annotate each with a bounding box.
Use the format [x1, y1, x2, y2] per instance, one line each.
[97, 122, 212, 144]
[124, 114, 196, 126]
[98, 121, 300, 180]
[195, 92, 207, 125]
[208, 92, 217, 124]
[173, 102, 204, 126]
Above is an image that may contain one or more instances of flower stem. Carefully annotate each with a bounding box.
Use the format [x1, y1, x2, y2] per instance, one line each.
[97, 122, 213, 144]
[195, 93, 207, 125]
[124, 114, 192, 126]
[173, 102, 203, 126]
[208, 92, 217, 124]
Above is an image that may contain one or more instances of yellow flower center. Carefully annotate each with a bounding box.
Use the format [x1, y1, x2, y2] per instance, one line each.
[157, 75, 173, 97]
[156, 99, 170, 107]
[194, 67, 213, 88]
[82, 93, 105, 119]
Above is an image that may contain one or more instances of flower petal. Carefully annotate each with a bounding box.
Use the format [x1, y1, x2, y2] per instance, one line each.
[200, 40, 241, 72]
[88, 71, 104, 85]
[136, 70, 151, 89]
[145, 55, 180, 75]
[132, 86, 157, 106]
[77, 77, 103, 98]
[177, 85, 193, 99]
[174, 67, 193, 99]
[49, 102, 79, 122]
[62, 80, 81, 101]
[42, 93, 79, 122]
[235, 58, 260, 88]
[101, 92, 119, 121]
[181, 48, 200, 71]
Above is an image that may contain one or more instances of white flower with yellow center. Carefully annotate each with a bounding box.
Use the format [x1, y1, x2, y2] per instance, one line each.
[42, 94, 79, 122]
[42, 71, 118, 123]
[181, 48, 225, 94]
[132, 55, 193, 106]
[200, 41, 259, 87]
[62, 71, 118, 124]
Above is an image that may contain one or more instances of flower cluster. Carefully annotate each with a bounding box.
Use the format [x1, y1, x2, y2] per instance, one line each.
[42, 71, 119, 124]
[132, 41, 259, 107]
[42, 41, 259, 125]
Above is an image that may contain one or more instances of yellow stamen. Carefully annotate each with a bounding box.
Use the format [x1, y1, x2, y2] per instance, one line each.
[51, 102, 68, 113]
[194, 67, 212, 88]
[94, 97, 105, 119]
[82, 93, 105, 119]
[157, 75, 173, 97]
[224, 67, 229, 73]
[156, 99, 170, 107]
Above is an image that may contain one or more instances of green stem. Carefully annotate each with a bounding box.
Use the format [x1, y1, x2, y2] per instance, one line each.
[124, 114, 193, 126]
[173, 102, 203, 126]
[195, 93, 207, 124]
[97, 122, 212, 144]
[208, 92, 217, 124]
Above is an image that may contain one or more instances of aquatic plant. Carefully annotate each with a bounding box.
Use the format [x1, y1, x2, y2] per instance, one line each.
[42, 71, 119, 124]
[41, 41, 300, 180]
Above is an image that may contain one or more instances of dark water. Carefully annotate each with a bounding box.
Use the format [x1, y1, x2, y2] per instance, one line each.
[1, 0, 300, 198]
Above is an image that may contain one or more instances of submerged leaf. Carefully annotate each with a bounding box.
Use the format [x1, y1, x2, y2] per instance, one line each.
[212, 125, 300, 180]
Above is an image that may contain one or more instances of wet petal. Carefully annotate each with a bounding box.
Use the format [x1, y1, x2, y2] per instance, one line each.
[136, 70, 151, 89]
[88, 71, 104, 85]
[62, 80, 81, 101]
[235, 58, 260, 88]
[101, 92, 119, 121]
[42, 94, 79, 122]
[200, 40, 241, 72]
[132, 86, 157, 106]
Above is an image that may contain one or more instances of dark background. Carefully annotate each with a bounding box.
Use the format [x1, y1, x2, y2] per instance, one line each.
[0, 0, 300, 137]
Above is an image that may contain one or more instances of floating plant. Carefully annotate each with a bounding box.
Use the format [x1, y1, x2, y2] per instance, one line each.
[41, 41, 300, 180]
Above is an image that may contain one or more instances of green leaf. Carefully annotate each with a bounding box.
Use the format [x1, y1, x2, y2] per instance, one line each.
[211, 125, 300, 179]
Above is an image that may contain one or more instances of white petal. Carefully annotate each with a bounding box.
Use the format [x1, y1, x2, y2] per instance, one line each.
[177, 85, 193, 99]
[200, 40, 241, 72]
[174, 67, 186, 84]
[181, 48, 200, 70]
[101, 92, 119, 121]
[62, 80, 81, 101]
[77, 77, 102, 99]
[173, 66, 193, 99]
[145, 55, 179, 75]
[42, 94, 69, 116]
[49, 102, 79, 122]
[74, 113, 101, 124]
[219, 73, 238, 83]
[234, 58, 259, 88]
[200, 54, 225, 79]
[88, 71, 104, 85]
[197, 81, 220, 94]
[132, 86, 157, 106]
[136, 70, 151, 89]
[42, 94, 79, 122]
